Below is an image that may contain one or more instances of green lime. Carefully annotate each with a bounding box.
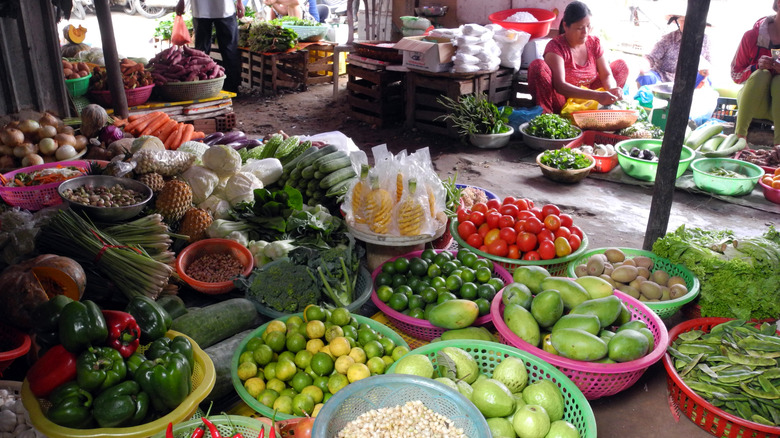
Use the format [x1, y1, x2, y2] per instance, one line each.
[349, 316, 359, 329]
[424, 303, 437, 319]
[391, 274, 408, 288]
[411, 278, 428, 294]
[239, 351, 256, 366]
[408, 294, 424, 310]
[477, 283, 497, 301]
[292, 393, 315, 416]
[286, 333, 307, 353]
[263, 361, 277, 381]
[313, 376, 330, 393]
[341, 324, 358, 341]
[420, 287, 438, 304]
[421, 249, 437, 263]
[427, 263, 442, 278]
[407, 277, 421, 291]
[381, 262, 396, 275]
[378, 337, 396, 355]
[363, 340, 384, 359]
[456, 248, 472, 263]
[461, 252, 479, 269]
[450, 269, 463, 279]
[280, 388, 297, 398]
[266, 378, 285, 394]
[294, 350, 313, 369]
[395, 285, 414, 298]
[287, 315, 304, 327]
[459, 267, 476, 283]
[409, 258, 429, 277]
[375, 272, 393, 288]
[430, 276, 446, 290]
[246, 337, 264, 352]
[459, 282, 479, 300]
[253, 344, 274, 366]
[475, 266, 493, 284]
[310, 352, 334, 376]
[440, 260, 459, 276]
[376, 285, 393, 303]
[393, 257, 410, 275]
[474, 297, 491, 316]
[330, 307, 352, 327]
[291, 371, 314, 393]
[433, 252, 452, 267]
[278, 351, 296, 364]
[408, 308, 426, 319]
[437, 291, 457, 304]
[388, 292, 409, 312]
[304, 305, 327, 322]
[258, 389, 279, 408]
[301, 385, 324, 404]
[473, 258, 493, 272]
[357, 327, 378, 346]
[265, 331, 287, 353]
[488, 277, 505, 293]
[445, 274, 463, 292]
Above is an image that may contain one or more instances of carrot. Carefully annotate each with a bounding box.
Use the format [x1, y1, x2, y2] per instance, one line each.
[191, 131, 205, 140]
[140, 113, 171, 137]
[178, 124, 195, 148]
[165, 124, 185, 150]
[156, 119, 179, 143]
[128, 113, 151, 122]
[126, 111, 163, 135]
[112, 117, 128, 127]
[124, 112, 155, 133]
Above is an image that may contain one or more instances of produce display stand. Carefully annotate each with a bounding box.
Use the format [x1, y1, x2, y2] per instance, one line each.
[346, 220, 447, 271]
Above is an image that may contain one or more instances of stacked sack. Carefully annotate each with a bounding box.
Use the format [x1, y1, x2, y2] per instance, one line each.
[486, 23, 531, 73]
[451, 24, 501, 74]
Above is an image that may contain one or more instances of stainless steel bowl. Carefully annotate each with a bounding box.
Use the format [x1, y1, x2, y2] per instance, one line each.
[57, 175, 153, 222]
[415, 5, 448, 16]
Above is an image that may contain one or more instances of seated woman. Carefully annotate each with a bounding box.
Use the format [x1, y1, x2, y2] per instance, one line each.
[527, 1, 628, 114]
[265, 0, 315, 20]
[731, 0, 780, 145]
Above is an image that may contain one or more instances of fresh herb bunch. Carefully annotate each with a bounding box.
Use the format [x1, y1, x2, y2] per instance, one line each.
[440, 174, 464, 217]
[270, 16, 322, 26]
[525, 114, 580, 139]
[436, 93, 513, 136]
[539, 148, 592, 170]
[248, 22, 298, 53]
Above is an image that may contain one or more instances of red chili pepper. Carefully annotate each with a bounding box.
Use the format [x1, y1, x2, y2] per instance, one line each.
[27, 344, 78, 398]
[258, 427, 264, 438]
[190, 425, 205, 438]
[202, 418, 221, 438]
[101, 310, 141, 358]
[166, 422, 174, 438]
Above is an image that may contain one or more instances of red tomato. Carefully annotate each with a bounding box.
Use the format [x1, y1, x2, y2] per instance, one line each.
[499, 227, 517, 245]
[487, 199, 501, 211]
[469, 211, 485, 227]
[529, 207, 544, 221]
[522, 250, 541, 261]
[537, 228, 554, 243]
[554, 226, 572, 240]
[513, 199, 530, 211]
[456, 207, 470, 224]
[507, 244, 520, 259]
[525, 199, 535, 209]
[554, 236, 572, 258]
[484, 229, 501, 246]
[517, 210, 536, 220]
[467, 233, 484, 248]
[538, 240, 556, 260]
[499, 203, 520, 219]
[525, 216, 543, 234]
[488, 239, 509, 257]
[513, 219, 527, 234]
[541, 204, 561, 218]
[516, 231, 538, 252]
[543, 214, 561, 231]
[567, 234, 582, 252]
[457, 221, 477, 240]
[570, 225, 584, 239]
[498, 214, 515, 229]
[472, 202, 488, 214]
[478, 223, 491, 238]
[479, 245, 489, 253]
[485, 211, 502, 229]
[502, 196, 517, 206]
[559, 213, 574, 228]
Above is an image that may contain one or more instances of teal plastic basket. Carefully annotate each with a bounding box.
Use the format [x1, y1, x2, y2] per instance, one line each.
[387, 340, 597, 437]
[565, 247, 700, 319]
[311, 374, 491, 438]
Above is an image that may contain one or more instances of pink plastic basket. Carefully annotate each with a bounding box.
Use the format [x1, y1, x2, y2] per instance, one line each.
[89, 84, 155, 108]
[490, 289, 669, 400]
[370, 249, 514, 341]
[0, 160, 91, 211]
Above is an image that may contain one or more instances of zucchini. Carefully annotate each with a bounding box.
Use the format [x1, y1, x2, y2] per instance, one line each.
[320, 166, 357, 189]
[699, 135, 725, 152]
[318, 155, 353, 173]
[717, 133, 739, 151]
[170, 298, 257, 349]
[296, 144, 339, 170]
[325, 177, 355, 198]
[307, 179, 320, 192]
[204, 329, 254, 403]
[157, 295, 188, 320]
[312, 150, 347, 170]
[283, 145, 317, 174]
[703, 137, 747, 158]
[301, 164, 317, 179]
[685, 124, 723, 150]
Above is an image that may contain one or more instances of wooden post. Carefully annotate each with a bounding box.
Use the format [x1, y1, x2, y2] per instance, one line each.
[93, 0, 128, 118]
[642, 0, 711, 250]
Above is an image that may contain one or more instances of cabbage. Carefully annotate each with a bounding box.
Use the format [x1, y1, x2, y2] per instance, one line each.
[178, 141, 211, 164]
[202, 144, 242, 178]
[224, 172, 263, 207]
[180, 165, 219, 204]
[241, 158, 283, 186]
[198, 195, 232, 220]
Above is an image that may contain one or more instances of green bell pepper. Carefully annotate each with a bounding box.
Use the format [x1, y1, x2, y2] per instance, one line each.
[134, 352, 192, 412]
[125, 351, 148, 378]
[146, 335, 193, 369]
[92, 380, 150, 428]
[76, 346, 127, 393]
[32, 295, 74, 349]
[58, 300, 108, 353]
[45, 382, 93, 429]
[125, 296, 172, 344]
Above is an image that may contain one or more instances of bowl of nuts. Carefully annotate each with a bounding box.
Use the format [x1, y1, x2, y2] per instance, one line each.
[57, 175, 153, 222]
[175, 238, 254, 294]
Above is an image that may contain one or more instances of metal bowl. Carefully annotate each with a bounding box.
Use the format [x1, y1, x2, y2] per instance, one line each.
[520, 122, 583, 151]
[414, 5, 448, 16]
[57, 175, 153, 222]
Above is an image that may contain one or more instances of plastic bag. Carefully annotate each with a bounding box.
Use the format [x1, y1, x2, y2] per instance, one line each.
[172, 15, 191, 46]
[560, 87, 602, 116]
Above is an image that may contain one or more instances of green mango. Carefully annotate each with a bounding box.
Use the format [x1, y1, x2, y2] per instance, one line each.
[599, 329, 616, 344]
[616, 320, 648, 333]
[550, 328, 608, 362]
[512, 266, 551, 294]
[551, 314, 601, 336]
[539, 278, 589, 310]
[615, 302, 632, 326]
[502, 282, 533, 309]
[530, 289, 564, 328]
[503, 303, 540, 347]
[428, 299, 479, 330]
[568, 295, 622, 328]
[607, 329, 650, 362]
[440, 327, 497, 343]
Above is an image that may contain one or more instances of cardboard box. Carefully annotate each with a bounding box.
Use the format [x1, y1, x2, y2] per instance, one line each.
[394, 36, 455, 73]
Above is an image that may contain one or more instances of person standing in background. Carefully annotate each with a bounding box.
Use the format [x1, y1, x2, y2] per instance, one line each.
[176, 0, 245, 93]
[265, 0, 316, 20]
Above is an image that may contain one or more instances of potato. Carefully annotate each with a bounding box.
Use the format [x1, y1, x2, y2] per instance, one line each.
[67, 73, 80, 80]
[79, 70, 89, 78]
[63, 68, 73, 77]
[77, 62, 88, 72]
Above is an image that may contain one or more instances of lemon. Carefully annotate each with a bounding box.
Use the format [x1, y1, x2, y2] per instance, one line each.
[243, 377, 265, 398]
[306, 338, 325, 356]
[287, 315, 304, 327]
[348, 347, 367, 364]
[347, 363, 371, 383]
[266, 378, 286, 394]
[367, 356, 387, 375]
[273, 395, 294, 415]
[329, 336, 351, 357]
[237, 361, 258, 381]
[381, 355, 395, 368]
[266, 320, 287, 335]
[319, 344, 334, 360]
[327, 372, 349, 394]
[301, 385, 324, 404]
[306, 320, 326, 340]
[312, 403, 324, 418]
[334, 355, 356, 374]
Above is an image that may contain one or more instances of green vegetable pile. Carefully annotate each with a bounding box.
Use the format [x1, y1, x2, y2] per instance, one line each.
[247, 22, 297, 53]
[706, 167, 746, 178]
[652, 225, 780, 320]
[524, 114, 580, 139]
[539, 148, 592, 170]
[436, 93, 512, 137]
[270, 16, 322, 26]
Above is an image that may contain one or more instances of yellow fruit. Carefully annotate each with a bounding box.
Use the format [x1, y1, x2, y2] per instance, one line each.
[348, 347, 367, 364]
[306, 320, 326, 339]
[347, 363, 371, 383]
[306, 339, 325, 356]
[155, 179, 193, 224]
[266, 320, 287, 335]
[334, 355, 356, 374]
[312, 403, 324, 418]
[244, 377, 266, 398]
[329, 337, 351, 357]
[136, 172, 164, 193]
[319, 345, 334, 360]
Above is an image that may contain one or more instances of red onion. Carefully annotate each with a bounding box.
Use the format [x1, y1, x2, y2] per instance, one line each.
[99, 125, 124, 144]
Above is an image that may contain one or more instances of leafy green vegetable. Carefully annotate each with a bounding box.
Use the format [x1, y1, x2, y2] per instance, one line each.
[247, 22, 298, 53]
[269, 16, 322, 26]
[436, 93, 513, 136]
[235, 259, 320, 313]
[525, 114, 580, 139]
[539, 148, 592, 170]
[707, 167, 746, 178]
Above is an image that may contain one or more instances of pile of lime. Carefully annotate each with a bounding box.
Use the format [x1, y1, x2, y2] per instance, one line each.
[235, 305, 410, 418]
[374, 249, 505, 320]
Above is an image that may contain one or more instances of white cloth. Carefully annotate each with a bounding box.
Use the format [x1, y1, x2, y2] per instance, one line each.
[191, 0, 236, 19]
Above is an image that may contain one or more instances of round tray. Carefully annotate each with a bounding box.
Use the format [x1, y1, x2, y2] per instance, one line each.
[23, 330, 216, 438]
[490, 289, 669, 400]
[157, 77, 225, 102]
[89, 84, 155, 108]
[347, 217, 447, 246]
[369, 249, 514, 341]
[386, 340, 598, 437]
[231, 312, 410, 421]
[450, 219, 589, 276]
[0, 160, 91, 211]
[664, 318, 780, 438]
[520, 122, 583, 151]
[565, 247, 700, 319]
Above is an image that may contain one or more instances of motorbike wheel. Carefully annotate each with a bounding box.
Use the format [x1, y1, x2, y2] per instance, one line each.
[124, 1, 136, 14]
[133, 0, 168, 18]
[71, 1, 86, 20]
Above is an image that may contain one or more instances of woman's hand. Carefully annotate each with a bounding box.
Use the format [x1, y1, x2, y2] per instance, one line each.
[596, 90, 621, 106]
[758, 55, 775, 70]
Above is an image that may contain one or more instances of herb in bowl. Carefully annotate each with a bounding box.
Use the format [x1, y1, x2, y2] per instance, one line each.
[539, 149, 592, 170]
[525, 114, 581, 139]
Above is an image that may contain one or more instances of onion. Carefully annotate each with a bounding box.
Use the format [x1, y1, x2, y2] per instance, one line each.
[42, 155, 57, 163]
[54, 133, 76, 147]
[58, 125, 75, 135]
[14, 142, 38, 158]
[55, 144, 77, 161]
[38, 138, 58, 155]
[18, 119, 40, 136]
[73, 135, 88, 152]
[39, 112, 61, 127]
[0, 145, 13, 156]
[98, 125, 124, 145]
[22, 153, 44, 167]
[0, 155, 15, 168]
[1, 128, 24, 147]
[37, 124, 57, 139]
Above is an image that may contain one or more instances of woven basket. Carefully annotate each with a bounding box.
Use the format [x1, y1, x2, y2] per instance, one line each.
[571, 110, 639, 131]
[565, 248, 700, 319]
[386, 340, 598, 437]
[536, 151, 595, 183]
[0, 160, 91, 211]
[491, 289, 669, 400]
[157, 77, 225, 102]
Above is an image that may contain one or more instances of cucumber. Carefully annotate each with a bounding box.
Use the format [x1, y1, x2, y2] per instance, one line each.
[301, 164, 317, 179]
[320, 166, 357, 189]
[699, 135, 725, 152]
[318, 155, 353, 173]
[170, 298, 257, 349]
[716, 133, 739, 151]
[280, 141, 313, 166]
[156, 295, 188, 320]
[296, 144, 339, 170]
[313, 170, 325, 180]
[274, 137, 301, 161]
[307, 179, 320, 192]
[204, 329, 254, 403]
[685, 124, 723, 150]
[703, 137, 748, 158]
[289, 166, 302, 181]
[325, 177, 354, 198]
[312, 150, 348, 170]
[283, 145, 317, 174]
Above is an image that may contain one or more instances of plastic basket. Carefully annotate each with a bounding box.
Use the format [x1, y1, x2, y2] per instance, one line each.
[565, 130, 628, 173]
[488, 8, 556, 39]
[520, 122, 583, 151]
[157, 77, 225, 102]
[490, 289, 669, 400]
[691, 157, 763, 197]
[564, 247, 700, 319]
[369, 249, 514, 341]
[758, 176, 780, 204]
[664, 318, 780, 438]
[0, 160, 91, 211]
[22, 330, 216, 438]
[0, 323, 31, 374]
[386, 340, 598, 437]
[450, 219, 589, 276]
[282, 24, 328, 42]
[65, 74, 91, 98]
[231, 312, 409, 421]
[311, 373, 491, 438]
[571, 110, 639, 131]
[150, 415, 270, 438]
[89, 84, 155, 108]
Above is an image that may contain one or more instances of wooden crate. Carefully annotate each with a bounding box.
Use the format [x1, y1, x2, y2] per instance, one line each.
[404, 68, 514, 137]
[259, 50, 308, 94]
[302, 42, 347, 85]
[346, 64, 405, 127]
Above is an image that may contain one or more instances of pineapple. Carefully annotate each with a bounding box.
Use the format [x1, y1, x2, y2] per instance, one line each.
[366, 174, 393, 234]
[396, 171, 404, 203]
[397, 179, 427, 236]
[156, 179, 193, 224]
[351, 164, 370, 224]
[137, 172, 165, 193]
[178, 207, 213, 243]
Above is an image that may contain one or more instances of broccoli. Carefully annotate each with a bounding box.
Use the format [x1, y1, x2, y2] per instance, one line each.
[289, 235, 365, 308]
[235, 259, 320, 313]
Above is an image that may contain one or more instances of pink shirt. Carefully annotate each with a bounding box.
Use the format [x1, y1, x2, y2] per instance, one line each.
[544, 35, 604, 88]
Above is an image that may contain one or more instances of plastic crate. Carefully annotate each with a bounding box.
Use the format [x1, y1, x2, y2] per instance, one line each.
[565, 131, 628, 173]
[713, 97, 737, 123]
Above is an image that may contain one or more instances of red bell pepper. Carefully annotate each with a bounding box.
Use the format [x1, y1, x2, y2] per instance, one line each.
[101, 310, 141, 358]
[27, 344, 77, 398]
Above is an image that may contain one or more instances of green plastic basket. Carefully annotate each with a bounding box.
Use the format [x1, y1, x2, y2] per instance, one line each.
[450, 219, 589, 276]
[231, 313, 410, 421]
[149, 415, 269, 438]
[65, 74, 91, 98]
[565, 247, 700, 319]
[386, 340, 598, 438]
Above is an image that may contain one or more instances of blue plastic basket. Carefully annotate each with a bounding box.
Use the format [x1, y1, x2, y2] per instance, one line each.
[311, 374, 491, 437]
[455, 183, 499, 200]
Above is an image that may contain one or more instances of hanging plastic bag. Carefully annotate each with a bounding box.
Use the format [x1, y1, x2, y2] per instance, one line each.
[171, 15, 191, 46]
